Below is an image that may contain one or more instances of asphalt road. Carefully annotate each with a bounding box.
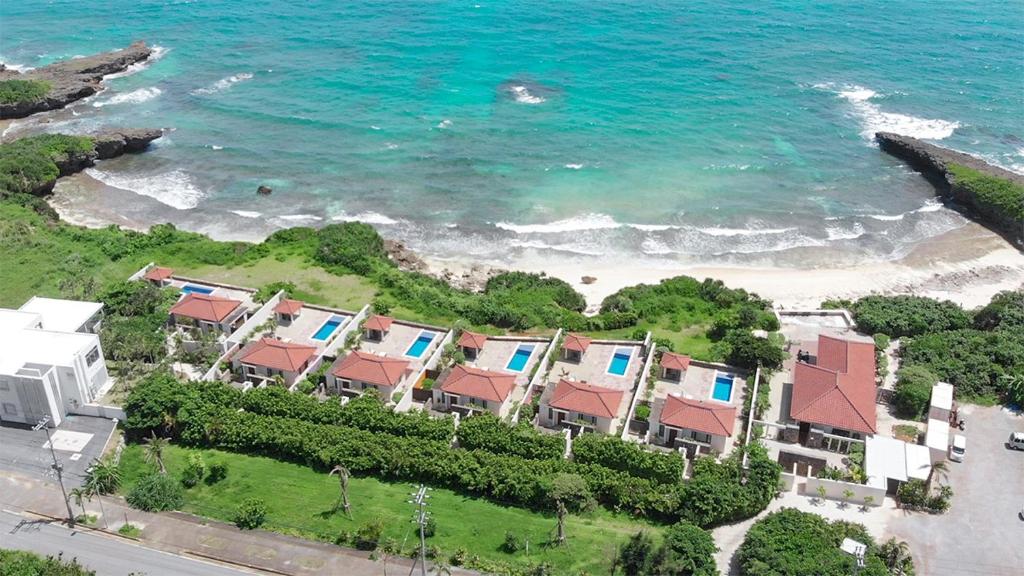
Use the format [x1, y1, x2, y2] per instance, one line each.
[0, 511, 258, 576]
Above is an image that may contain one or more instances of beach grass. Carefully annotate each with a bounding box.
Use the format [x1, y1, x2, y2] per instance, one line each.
[119, 444, 656, 574]
[0, 79, 50, 104]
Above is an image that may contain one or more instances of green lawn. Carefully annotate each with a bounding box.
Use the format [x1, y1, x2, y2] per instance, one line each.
[120, 444, 659, 574]
[591, 321, 715, 360]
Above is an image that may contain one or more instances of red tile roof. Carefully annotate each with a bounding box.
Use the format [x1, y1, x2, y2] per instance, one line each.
[549, 379, 624, 419]
[790, 334, 877, 435]
[364, 315, 394, 332]
[439, 364, 516, 403]
[170, 293, 241, 323]
[661, 352, 691, 371]
[563, 333, 593, 353]
[237, 338, 316, 372]
[457, 330, 488, 350]
[332, 350, 409, 387]
[274, 299, 304, 315]
[143, 266, 173, 281]
[659, 395, 736, 437]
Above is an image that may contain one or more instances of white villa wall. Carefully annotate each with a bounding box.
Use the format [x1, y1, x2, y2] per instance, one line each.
[323, 304, 370, 357]
[622, 336, 654, 440]
[511, 328, 561, 424]
[227, 291, 285, 348]
[804, 477, 885, 506]
[396, 329, 453, 413]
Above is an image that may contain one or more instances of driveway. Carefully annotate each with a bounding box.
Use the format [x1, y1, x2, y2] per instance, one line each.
[0, 415, 116, 488]
[885, 405, 1024, 575]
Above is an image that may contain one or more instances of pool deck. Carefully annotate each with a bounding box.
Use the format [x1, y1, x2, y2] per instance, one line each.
[167, 277, 257, 313]
[360, 320, 443, 371]
[545, 341, 643, 393]
[274, 305, 354, 351]
[650, 363, 743, 406]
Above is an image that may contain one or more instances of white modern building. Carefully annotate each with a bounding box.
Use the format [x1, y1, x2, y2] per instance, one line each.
[0, 298, 109, 427]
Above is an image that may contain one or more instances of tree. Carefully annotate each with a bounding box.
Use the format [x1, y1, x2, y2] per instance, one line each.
[721, 330, 785, 371]
[841, 489, 854, 509]
[928, 461, 949, 486]
[143, 432, 169, 474]
[816, 484, 827, 504]
[69, 487, 89, 520]
[618, 531, 654, 575]
[329, 464, 352, 518]
[647, 521, 717, 576]
[850, 295, 970, 338]
[546, 473, 593, 545]
[892, 366, 938, 420]
[83, 475, 109, 529]
[879, 539, 914, 576]
[234, 497, 268, 529]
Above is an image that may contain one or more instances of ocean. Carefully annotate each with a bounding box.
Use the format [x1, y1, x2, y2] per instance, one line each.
[3, 0, 1023, 268]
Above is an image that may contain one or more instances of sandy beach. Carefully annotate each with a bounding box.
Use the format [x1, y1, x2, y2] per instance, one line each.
[50, 171, 1024, 313]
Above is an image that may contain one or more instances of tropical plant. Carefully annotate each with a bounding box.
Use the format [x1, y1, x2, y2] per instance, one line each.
[547, 473, 593, 545]
[234, 497, 268, 529]
[83, 457, 121, 494]
[126, 473, 184, 512]
[879, 538, 915, 576]
[180, 453, 205, 487]
[329, 464, 352, 517]
[143, 432, 169, 474]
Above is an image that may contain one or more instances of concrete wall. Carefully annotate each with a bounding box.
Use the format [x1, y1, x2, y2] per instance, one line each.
[70, 402, 126, 421]
[780, 471, 798, 492]
[227, 291, 285, 349]
[804, 477, 885, 506]
[324, 304, 370, 357]
[622, 338, 654, 440]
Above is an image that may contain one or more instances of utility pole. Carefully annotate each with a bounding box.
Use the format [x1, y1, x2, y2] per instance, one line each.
[408, 484, 430, 576]
[34, 416, 75, 529]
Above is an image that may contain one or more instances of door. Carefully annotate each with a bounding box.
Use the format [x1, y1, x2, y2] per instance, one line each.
[667, 427, 678, 445]
[798, 422, 810, 445]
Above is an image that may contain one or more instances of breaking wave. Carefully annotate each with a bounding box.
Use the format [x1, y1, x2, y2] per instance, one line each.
[509, 85, 545, 104]
[104, 45, 169, 80]
[331, 211, 400, 225]
[86, 167, 203, 210]
[92, 87, 162, 107]
[815, 83, 961, 142]
[191, 72, 254, 95]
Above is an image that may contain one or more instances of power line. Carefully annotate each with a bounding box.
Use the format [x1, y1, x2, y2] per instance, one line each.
[408, 484, 431, 576]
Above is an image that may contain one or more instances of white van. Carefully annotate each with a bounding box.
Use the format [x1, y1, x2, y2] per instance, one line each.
[1009, 432, 1024, 451]
[950, 434, 967, 462]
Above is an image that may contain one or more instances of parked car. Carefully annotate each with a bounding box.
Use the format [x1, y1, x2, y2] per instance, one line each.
[950, 434, 967, 462]
[1008, 432, 1024, 451]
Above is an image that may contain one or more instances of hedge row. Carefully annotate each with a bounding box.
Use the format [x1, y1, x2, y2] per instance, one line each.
[571, 433, 685, 486]
[455, 413, 565, 460]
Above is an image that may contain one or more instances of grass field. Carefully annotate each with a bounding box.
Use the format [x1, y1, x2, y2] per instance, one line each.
[591, 321, 715, 360]
[119, 444, 660, 574]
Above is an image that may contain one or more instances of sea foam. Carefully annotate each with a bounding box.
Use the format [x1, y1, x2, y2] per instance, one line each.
[191, 72, 254, 96]
[509, 85, 545, 104]
[92, 87, 162, 107]
[86, 167, 203, 210]
[830, 84, 960, 142]
[331, 211, 400, 225]
[104, 45, 169, 80]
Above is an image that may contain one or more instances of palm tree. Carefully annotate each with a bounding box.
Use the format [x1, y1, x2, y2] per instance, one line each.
[144, 432, 169, 474]
[880, 538, 913, 575]
[1000, 373, 1024, 408]
[69, 487, 88, 521]
[329, 464, 352, 518]
[83, 476, 109, 530]
[929, 461, 949, 486]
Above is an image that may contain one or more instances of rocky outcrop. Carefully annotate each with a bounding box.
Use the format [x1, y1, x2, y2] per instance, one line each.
[0, 42, 153, 119]
[384, 239, 429, 273]
[39, 129, 162, 194]
[876, 132, 1024, 246]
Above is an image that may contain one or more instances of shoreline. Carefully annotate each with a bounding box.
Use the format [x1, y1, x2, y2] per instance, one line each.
[50, 172, 1024, 312]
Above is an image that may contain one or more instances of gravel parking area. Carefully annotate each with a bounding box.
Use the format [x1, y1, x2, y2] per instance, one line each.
[885, 405, 1024, 575]
[0, 415, 116, 489]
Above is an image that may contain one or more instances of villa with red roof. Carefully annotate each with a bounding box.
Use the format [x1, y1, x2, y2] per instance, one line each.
[457, 330, 489, 360]
[561, 333, 593, 363]
[789, 333, 877, 445]
[539, 379, 626, 434]
[232, 337, 317, 386]
[434, 364, 518, 416]
[169, 292, 249, 335]
[652, 395, 736, 453]
[327, 350, 411, 400]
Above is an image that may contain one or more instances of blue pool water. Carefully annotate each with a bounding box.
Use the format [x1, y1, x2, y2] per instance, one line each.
[607, 350, 631, 376]
[505, 345, 535, 372]
[713, 374, 735, 402]
[311, 317, 344, 341]
[181, 284, 214, 295]
[405, 332, 436, 358]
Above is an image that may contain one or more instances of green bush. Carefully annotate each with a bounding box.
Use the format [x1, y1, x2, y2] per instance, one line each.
[315, 222, 387, 275]
[633, 404, 651, 422]
[355, 519, 385, 550]
[947, 163, 1024, 221]
[234, 497, 268, 529]
[974, 290, 1024, 331]
[892, 366, 938, 420]
[253, 281, 296, 303]
[180, 453, 206, 488]
[897, 480, 952, 513]
[653, 521, 717, 576]
[850, 296, 971, 338]
[738, 508, 894, 576]
[126, 473, 184, 512]
[456, 413, 564, 460]
[206, 461, 228, 484]
[0, 549, 96, 576]
[422, 515, 436, 538]
[900, 329, 1024, 401]
[0, 79, 51, 104]
[0, 133, 95, 196]
[501, 531, 523, 553]
[720, 330, 785, 371]
[617, 531, 655, 575]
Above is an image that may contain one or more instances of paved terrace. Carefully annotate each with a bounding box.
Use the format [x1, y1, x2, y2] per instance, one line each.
[359, 320, 443, 372]
[647, 362, 746, 456]
[466, 336, 548, 412]
[546, 341, 643, 392]
[274, 305, 354, 352]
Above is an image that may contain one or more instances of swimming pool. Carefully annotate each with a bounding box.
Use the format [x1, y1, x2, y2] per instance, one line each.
[505, 345, 535, 372]
[311, 316, 345, 341]
[181, 284, 214, 295]
[607, 349, 632, 376]
[712, 373, 735, 402]
[405, 332, 436, 358]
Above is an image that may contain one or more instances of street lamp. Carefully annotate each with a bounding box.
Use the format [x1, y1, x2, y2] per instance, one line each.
[33, 416, 76, 529]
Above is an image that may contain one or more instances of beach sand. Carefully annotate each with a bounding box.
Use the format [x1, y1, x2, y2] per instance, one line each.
[51, 172, 1024, 312]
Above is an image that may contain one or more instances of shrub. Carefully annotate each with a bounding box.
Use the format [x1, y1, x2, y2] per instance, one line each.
[974, 290, 1024, 331]
[355, 519, 385, 550]
[0, 133, 95, 196]
[633, 404, 651, 422]
[0, 79, 51, 104]
[315, 222, 387, 275]
[721, 330, 785, 370]
[127, 473, 184, 512]
[892, 366, 938, 420]
[651, 521, 717, 576]
[947, 163, 1024, 222]
[501, 531, 523, 553]
[572, 433, 684, 485]
[253, 281, 296, 303]
[900, 329, 1024, 400]
[618, 531, 654, 575]
[234, 497, 268, 529]
[118, 523, 141, 537]
[296, 378, 317, 395]
[206, 461, 228, 484]
[0, 549, 96, 576]
[850, 295, 971, 338]
[456, 413, 564, 460]
[898, 480, 952, 513]
[180, 453, 206, 488]
[423, 515, 436, 538]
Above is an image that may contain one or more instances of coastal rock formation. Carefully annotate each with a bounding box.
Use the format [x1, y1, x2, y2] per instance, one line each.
[0, 41, 153, 119]
[257, 185, 273, 196]
[42, 129, 162, 194]
[876, 132, 1024, 246]
[383, 239, 428, 273]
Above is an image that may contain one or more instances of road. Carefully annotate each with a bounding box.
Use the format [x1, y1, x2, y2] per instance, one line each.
[0, 510, 259, 576]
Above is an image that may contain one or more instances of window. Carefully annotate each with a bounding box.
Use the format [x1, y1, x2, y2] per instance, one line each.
[2, 403, 17, 415]
[85, 347, 100, 367]
[547, 408, 553, 420]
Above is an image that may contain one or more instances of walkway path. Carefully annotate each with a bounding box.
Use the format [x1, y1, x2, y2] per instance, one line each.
[1, 471, 471, 576]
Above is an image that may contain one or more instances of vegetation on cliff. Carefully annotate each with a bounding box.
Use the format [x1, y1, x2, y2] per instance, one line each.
[0, 78, 51, 104]
[0, 134, 94, 196]
[947, 163, 1024, 222]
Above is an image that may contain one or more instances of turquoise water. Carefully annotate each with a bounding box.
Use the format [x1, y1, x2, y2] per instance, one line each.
[607, 349, 631, 376]
[2, 0, 1022, 265]
[180, 284, 213, 295]
[311, 317, 343, 341]
[713, 373, 735, 403]
[405, 332, 435, 358]
[505, 345, 535, 372]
